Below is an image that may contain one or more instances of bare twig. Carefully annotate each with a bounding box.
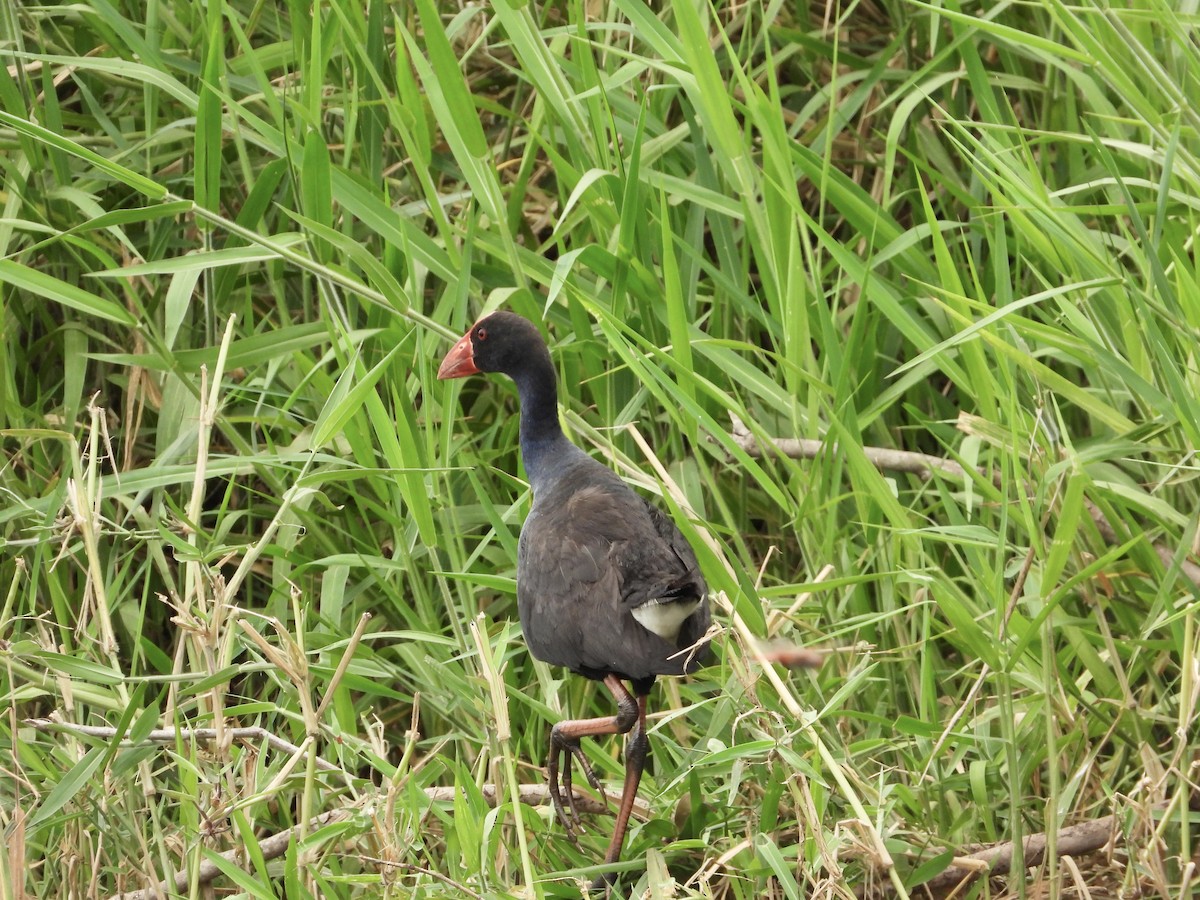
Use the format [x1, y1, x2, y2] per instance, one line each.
[727, 414, 1200, 588]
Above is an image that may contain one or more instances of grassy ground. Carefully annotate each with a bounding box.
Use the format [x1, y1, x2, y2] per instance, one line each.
[2, 0, 1198, 897]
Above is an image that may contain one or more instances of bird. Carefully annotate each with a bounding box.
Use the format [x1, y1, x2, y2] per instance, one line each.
[438, 310, 711, 889]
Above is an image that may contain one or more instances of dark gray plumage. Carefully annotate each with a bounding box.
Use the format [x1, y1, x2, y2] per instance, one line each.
[518, 463, 710, 686]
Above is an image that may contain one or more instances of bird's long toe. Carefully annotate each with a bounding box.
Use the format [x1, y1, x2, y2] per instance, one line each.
[560, 743, 584, 829]
[547, 746, 576, 836]
[549, 729, 588, 837]
[567, 740, 605, 802]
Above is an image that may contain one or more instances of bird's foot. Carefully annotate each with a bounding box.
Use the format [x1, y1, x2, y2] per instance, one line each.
[548, 728, 606, 839]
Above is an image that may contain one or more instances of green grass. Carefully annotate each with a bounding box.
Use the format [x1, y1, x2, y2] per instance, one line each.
[2, 0, 1198, 897]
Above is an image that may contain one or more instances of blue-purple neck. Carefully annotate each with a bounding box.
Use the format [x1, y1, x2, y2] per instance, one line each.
[512, 363, 572, 490]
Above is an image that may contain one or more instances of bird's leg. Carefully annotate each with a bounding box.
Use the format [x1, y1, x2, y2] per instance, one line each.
[590, 691, 650, 893]
[604, 692, 648, 864]
[546, 674, 639, 840]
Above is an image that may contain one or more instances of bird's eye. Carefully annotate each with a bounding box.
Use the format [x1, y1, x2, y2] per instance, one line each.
[476, 327, 488, 341]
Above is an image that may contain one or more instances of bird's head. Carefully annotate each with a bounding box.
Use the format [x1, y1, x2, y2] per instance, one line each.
[437, 311, 550, 380]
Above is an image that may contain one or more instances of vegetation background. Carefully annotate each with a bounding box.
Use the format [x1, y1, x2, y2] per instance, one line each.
[1, 0, 1197, 897]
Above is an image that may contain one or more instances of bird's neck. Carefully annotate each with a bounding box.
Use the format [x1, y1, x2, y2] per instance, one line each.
[512, 359, 570, 488]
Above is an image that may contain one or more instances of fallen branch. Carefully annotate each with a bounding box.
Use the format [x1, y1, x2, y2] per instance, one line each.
[728, 414, 1200, 588]
[109, 808, 354, 900]
[929, 813, 1118, 892]
[863, 813, 1120, 898]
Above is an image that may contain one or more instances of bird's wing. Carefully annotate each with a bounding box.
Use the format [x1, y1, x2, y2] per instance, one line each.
[639, 495, 712, 660]
[641, 499, 707, 595]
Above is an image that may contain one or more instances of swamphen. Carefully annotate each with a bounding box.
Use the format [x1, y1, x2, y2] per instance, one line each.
[438, 311, 711, 889]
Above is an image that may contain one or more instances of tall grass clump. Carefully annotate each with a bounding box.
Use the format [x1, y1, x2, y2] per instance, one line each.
[1, 0, 1197, 897]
